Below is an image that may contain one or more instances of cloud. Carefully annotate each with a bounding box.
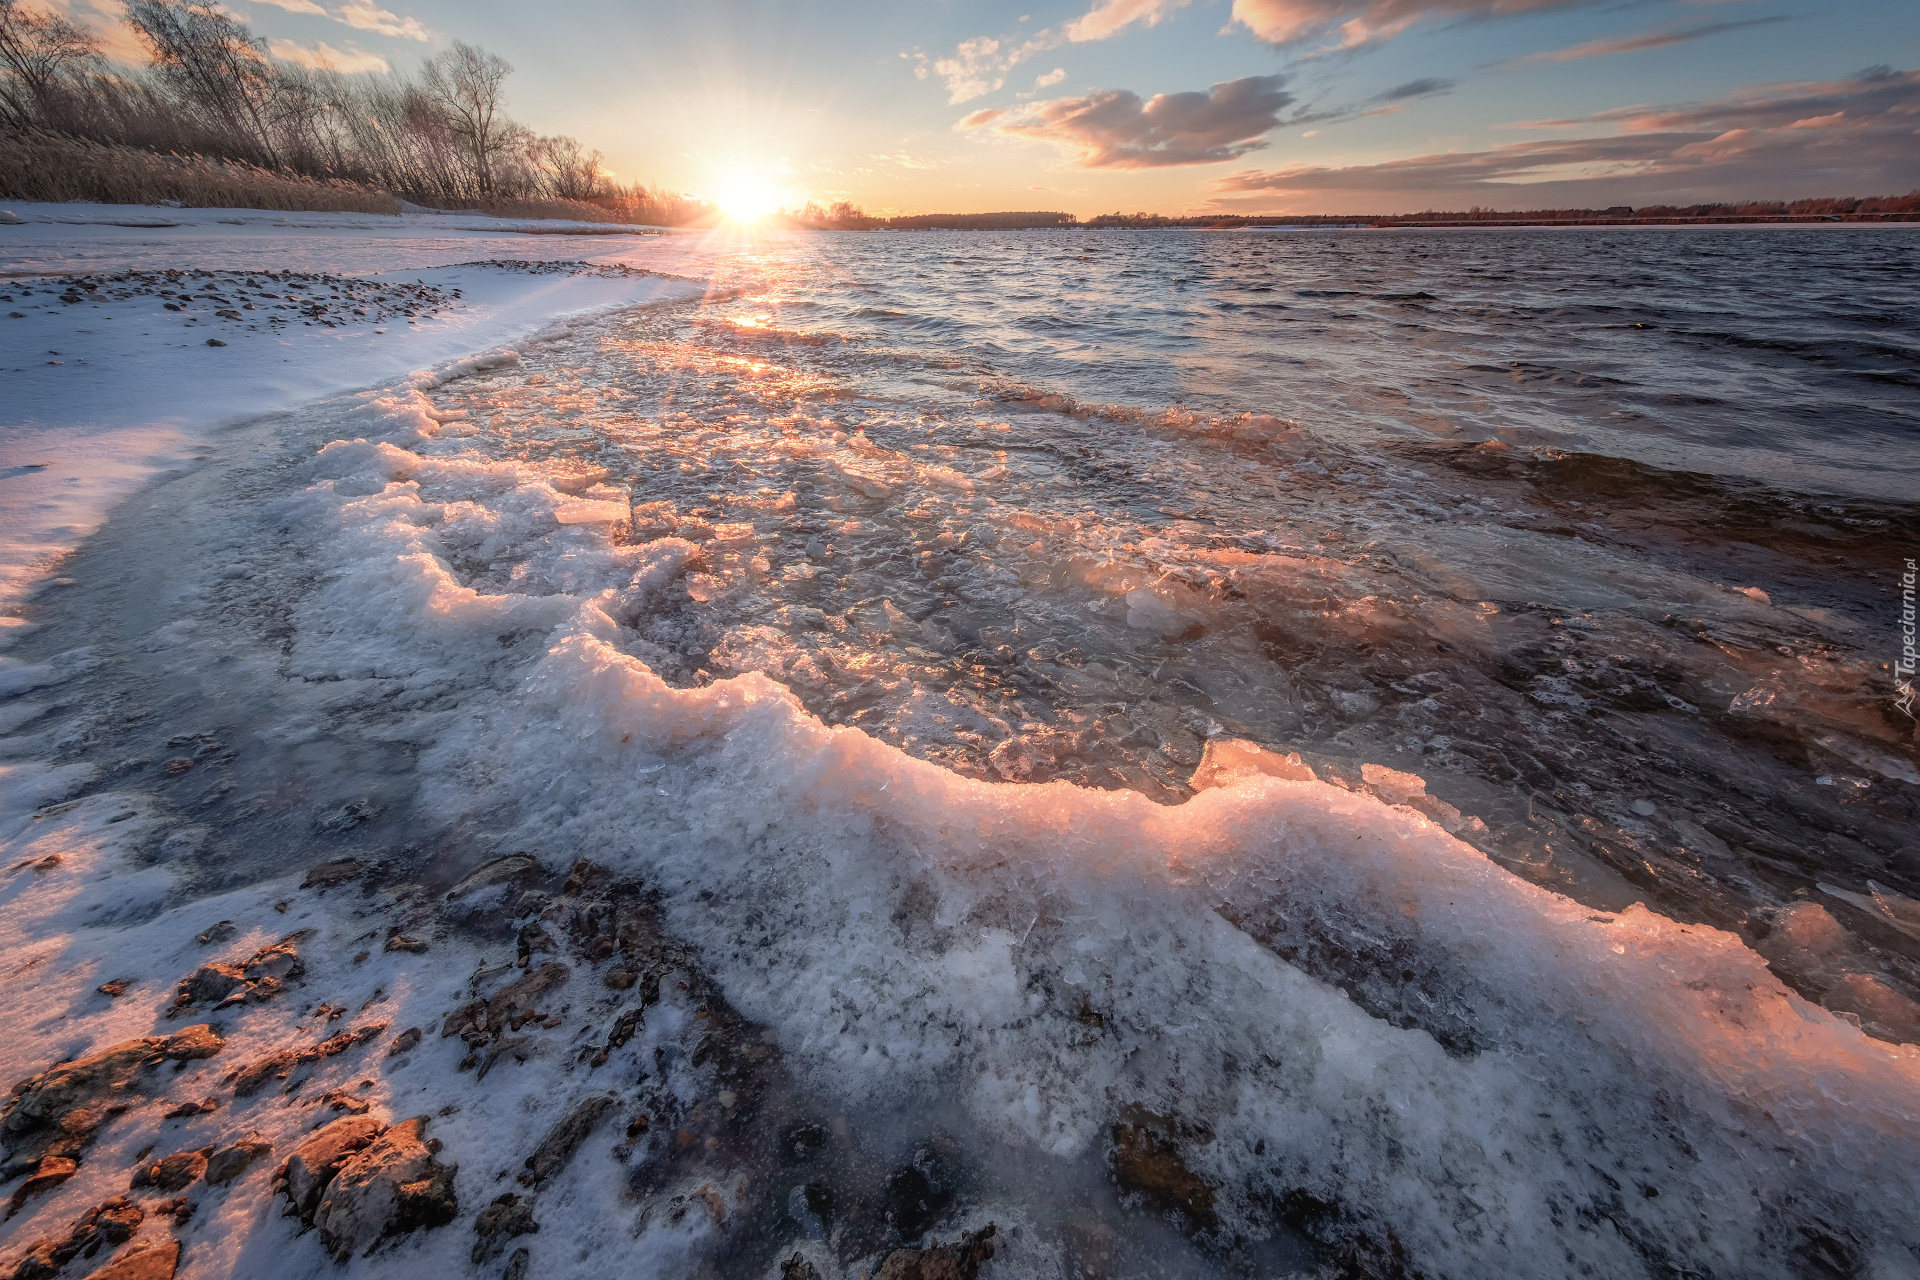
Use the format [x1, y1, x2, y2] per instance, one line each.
[961, 75, 1295, 168]
[267, 37, 388, 72]
[251, 0, 329, 14]
[919, 0, 1191, 108]
[1210, 68, 1920, 208]
[1377, 77, 1454, 101]
[1035, 67, 1067, 88]
[1287, 74, 1453, 126]
[1230, 0, 1597, 48]
[334, 0, 428, 41]
[1065, 0, 1193, 42]
[1495, 16, 1790, 68]
[922, 33, 1060, 104]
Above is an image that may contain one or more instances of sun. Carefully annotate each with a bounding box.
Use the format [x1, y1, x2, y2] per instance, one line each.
[711, 171, 783, 225]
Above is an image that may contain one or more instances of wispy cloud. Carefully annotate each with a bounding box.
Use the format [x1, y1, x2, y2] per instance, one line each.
[916, 33, 1060, 104]
[251, 0, 330, 15]
[1035, 67, 1067, 89]
[915, 0, 1197, 107]
[1212, 67, 1920, 206]
[1287, 75, 1454, 126]
[961, 75, 1295, 168]
[334, 0, 429, 41]
[1064, 0, 1193, 42]
[1230, 0, 1599, 49]
[1494, 15, 1790, 69]
[267, 37, 388, 72]
[1377, 77, 1454, 101]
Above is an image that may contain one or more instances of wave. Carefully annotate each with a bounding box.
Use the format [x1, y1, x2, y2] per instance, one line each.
[262, 370, 1920, 1277]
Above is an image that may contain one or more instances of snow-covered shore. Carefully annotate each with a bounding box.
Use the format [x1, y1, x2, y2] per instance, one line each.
[0, 202, 708, 613]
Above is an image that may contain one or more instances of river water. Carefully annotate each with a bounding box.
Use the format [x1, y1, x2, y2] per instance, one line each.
[467, 226, 1920, 923]
[9, 225, 1920, 1279]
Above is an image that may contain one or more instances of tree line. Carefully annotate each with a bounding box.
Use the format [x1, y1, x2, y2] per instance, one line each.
[0, 0, 691, 218]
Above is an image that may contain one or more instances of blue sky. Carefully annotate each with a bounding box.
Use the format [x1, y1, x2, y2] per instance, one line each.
[59, 0, 1920, 213]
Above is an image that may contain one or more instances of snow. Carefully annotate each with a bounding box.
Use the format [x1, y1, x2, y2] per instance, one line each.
[0, 202, 708, 613]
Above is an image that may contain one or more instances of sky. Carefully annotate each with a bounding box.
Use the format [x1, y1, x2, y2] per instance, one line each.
[51, 0, 1920, 215]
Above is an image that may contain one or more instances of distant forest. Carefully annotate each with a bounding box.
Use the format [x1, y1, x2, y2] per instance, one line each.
[0, 0, 694, 220]
[793, 195, 1920, 231]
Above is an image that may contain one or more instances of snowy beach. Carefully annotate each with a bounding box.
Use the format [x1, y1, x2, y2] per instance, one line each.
[1, 212, 1917, 1280]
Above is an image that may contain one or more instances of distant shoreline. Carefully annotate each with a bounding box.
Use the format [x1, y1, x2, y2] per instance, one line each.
[835, 212, 1920, 232]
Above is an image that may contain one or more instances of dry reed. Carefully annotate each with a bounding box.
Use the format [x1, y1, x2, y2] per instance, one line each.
[0, 130, 401, 214]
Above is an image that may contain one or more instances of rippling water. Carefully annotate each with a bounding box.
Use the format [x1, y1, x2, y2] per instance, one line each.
[439, 227, 1920, 919]
[638, 227, 1920, 497]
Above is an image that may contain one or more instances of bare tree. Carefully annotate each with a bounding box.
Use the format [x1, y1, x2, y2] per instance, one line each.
[539, 133, 601, 200]
[0, 0, 100, 129]
[124, 0, 279, 165]
[421, 40, 511, 197]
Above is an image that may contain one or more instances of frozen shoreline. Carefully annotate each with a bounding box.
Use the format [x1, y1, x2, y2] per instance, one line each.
[0, 202, 710, 614]
[0, 210, 1917, 1280]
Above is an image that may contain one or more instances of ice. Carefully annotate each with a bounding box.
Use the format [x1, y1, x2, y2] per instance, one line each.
[124, 378, 1900, 1275]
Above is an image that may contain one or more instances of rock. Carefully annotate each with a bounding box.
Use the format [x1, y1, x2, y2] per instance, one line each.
[440, 999, 486, 1039]
[384, 935, 428, 954]
[194, 921, 237, 945]
[445, 855, 540, 901]
[603, 968, 635, 990]
[317, 1089, 373, 1116]
[471, 1192, 539, 1263]
[89, 1196, 143, 1243]
[301, 859, 362, 890]
[502, 1247, 530, 1280]
[282, 1115, 383, 1224]
[881, 1147, 953, 1241]
[7, 1195, 146, 1278]
[205, 339, 226, 347]
[474, 1037, 529, 1081]
[387, 1027, 422, 1057]
[522, 1095, 615, 1186]
[162, 1096, 217, 1119]
[170, 936, 305, 1012]
[228, 1021, 386, 1097]
[605, 1008, 643, 1050]
[781, 1254, 823, 1280]
[95, 979, 133, 998]
[149, 1196, 192, 1224]
[2, 1028, 223, 1167]
[486, 962, 568, 1027]
[242, 938, 305, 984]
[175, 963, 246, 1007]
[6, 1157, 76, 1218]
[164, 1026, 225, 1061]
[1109, 1108, 1216, 1231]
[872, 1224, 998, 1280]
[129, 1146, 210, 1192]
[205, 1138, 272, 1186]
[514, 923, 555, 967]
[313, 1116, 457, 1261]
[87, 1240, 179, 1280]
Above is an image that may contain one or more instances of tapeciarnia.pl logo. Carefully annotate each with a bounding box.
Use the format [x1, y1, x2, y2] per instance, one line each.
[1899, 557, 1917, 719]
